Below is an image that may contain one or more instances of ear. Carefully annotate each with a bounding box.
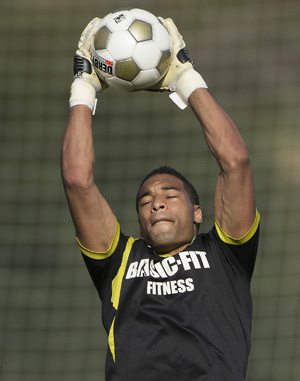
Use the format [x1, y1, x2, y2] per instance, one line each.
[194, 205, 203, 225]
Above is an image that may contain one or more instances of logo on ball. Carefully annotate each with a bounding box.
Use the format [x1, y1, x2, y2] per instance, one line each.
[113, 14, 126, 24]
[92, 56, 114, 75]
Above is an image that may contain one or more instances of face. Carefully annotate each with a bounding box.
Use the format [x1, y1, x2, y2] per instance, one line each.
[137, 174, 202, 255]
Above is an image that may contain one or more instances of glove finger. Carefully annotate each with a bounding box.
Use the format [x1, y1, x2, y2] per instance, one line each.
[78, 17, 102, 55]
[80, 17, 101, 41]
[163, 18, 186, 51]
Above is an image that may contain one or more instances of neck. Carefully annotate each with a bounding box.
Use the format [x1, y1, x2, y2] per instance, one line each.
[150, 236, 196, 257]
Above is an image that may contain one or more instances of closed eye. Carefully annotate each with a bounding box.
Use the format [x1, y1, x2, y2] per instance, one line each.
[140, 199, 152, 207]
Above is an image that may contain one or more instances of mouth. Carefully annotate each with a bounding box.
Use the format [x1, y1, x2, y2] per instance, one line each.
[151, 217, 172, 226]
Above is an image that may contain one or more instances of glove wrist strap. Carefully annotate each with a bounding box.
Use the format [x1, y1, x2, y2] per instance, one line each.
[69, 81, 97, 115]
[171, 70, 207, 109]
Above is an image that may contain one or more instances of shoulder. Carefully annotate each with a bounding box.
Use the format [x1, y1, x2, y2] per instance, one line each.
[193, 209, 260, 246]
[77, 222, 144, 261]
[192, 211, 260, 276]
[214, 210, 260, 246]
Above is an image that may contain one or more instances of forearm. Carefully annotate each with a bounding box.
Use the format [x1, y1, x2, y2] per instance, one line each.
[189, 88, 250, 173]
[61, 105, 95, 187]
[189, 88, 256, 236]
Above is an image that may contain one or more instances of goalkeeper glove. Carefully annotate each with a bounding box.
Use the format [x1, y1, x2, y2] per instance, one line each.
[69, 17, 106, 114]
[148, 18, 207, 109]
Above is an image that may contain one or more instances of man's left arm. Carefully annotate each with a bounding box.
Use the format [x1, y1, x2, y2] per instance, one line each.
[144, 17, 256, 238]
[189, 88, 257, 239]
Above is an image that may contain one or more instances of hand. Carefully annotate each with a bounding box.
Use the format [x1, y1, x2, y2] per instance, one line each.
[69, 18, 106, 114]
[147, 18, 207, 109]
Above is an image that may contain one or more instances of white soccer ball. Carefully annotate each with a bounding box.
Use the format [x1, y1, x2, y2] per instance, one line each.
[90, 8, 172, 91]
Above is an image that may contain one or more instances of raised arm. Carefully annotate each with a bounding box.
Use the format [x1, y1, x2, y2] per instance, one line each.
[61, 106, 116, 252]
[61, 18, 116, 252]
[150, 18, 256, 239]
[189, 89, 256, 239]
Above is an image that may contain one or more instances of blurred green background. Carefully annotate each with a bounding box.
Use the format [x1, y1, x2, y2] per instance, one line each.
[1, 0, 299, 380]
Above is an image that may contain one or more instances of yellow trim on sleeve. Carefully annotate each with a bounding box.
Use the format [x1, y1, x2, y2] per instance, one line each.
[215, 209, 260, 245]
[76, 221, 121, 260]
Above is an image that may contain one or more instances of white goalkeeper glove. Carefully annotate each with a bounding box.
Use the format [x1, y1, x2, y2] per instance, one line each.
[69, 17, 106, 114]
[147, 18, 207, 109]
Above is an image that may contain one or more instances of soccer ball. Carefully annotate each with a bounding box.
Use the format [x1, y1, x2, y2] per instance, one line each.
[90, 8, 172, 91]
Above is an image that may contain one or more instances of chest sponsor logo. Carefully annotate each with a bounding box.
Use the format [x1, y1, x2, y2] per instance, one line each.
[125, 251, 210, 296]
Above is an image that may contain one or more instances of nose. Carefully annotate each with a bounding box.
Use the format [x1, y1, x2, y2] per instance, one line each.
[152, 196, 166, 212]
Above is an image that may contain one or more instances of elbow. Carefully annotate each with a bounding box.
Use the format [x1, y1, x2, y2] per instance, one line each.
[61, 164, 94, 191]
[220, 146, 251, 174]
[232, 149, 251, 170]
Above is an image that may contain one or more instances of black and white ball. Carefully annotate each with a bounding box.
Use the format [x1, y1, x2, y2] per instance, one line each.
[90, 8, 172, 91]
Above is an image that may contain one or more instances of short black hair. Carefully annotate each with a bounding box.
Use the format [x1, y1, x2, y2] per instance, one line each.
[136, 166, 200, 212]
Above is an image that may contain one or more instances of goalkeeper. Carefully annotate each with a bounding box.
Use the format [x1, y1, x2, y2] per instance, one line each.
[62, 16, 260, 381]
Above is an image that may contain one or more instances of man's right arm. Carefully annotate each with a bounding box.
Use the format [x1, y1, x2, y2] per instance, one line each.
[61, 18, 116, 253]
[61, 104, 116, 253]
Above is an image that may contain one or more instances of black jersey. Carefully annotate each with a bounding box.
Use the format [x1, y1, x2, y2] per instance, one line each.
[78, 211, 260, 380]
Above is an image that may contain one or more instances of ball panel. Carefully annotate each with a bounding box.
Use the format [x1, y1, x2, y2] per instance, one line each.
[157, 51, 171, 76]
[94, 26, 111, 50]
[106, 31, 137, 60]
[129, 8, 159, 24]
[133, 41, 161, 70]
[131, 69, 161, 89]
[152, 23, 172, 52]
[115, 59, 140, 81]
[98, 12, 112, 26]
[106, 76, 133, 91]
[129, 20, 152, 42]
